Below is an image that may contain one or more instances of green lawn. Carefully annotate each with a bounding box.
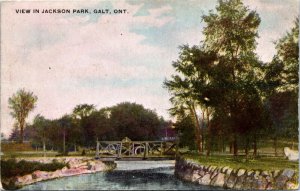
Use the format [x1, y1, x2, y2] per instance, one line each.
[184, 154, 298, 172]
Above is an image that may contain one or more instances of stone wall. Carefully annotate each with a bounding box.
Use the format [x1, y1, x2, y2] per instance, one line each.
[2, 157, 116, 190]
[175, 157, 298, 190]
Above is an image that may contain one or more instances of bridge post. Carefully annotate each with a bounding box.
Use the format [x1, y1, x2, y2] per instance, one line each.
[143, 142, 148, 159]
[95, 141, 100, 159]
[160, 142, 163, 156]
[118, 142, 122, 158]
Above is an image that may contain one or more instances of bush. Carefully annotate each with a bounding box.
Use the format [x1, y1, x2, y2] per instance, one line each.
[1, 159, 66, 178]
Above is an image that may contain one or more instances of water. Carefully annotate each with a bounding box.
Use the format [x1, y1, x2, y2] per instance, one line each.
[20, 161, 220, 190]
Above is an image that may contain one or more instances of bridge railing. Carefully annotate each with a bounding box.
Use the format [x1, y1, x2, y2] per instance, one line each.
[95, 140, 177, 159]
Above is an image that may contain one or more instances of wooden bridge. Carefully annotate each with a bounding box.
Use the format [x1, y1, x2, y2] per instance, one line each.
[95, 137, 178, 161]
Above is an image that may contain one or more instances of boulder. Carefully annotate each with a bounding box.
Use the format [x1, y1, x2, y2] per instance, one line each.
[243, 175, 254, 189]
[16, 174, 33, 185]
[222, 166, 229, 173]
[199, 169, 206, 177]
[276, 175, 289, 189]
[273, 170, 281, 178]
[211, 172, 225, 187]
[226, 168, 233, 175]
[285, 181, 298, 190]
[253, 175, 268, 190]
[191, 170, 201, 182]
[225, 174, 237, 189]
[32, 170, 49, 180]
[281, 169, 295, 179]
[198, 174, 211, 186]
[234, 174, 246, 189]
[284, 147, 299, 161]
[237, 169, 246, 176]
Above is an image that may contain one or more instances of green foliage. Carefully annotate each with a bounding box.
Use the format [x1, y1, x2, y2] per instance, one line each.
[164, 0, 298, 157]
[8, 89, 38, 143]
[109, 102, 163, 140]
[174, 115, 196, 150]
[1, 159, 66, 179]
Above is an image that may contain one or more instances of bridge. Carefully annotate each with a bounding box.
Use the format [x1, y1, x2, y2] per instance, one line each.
[95, 137, 178, 161]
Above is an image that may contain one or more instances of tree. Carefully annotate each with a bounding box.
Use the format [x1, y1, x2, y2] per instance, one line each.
[72, 104, 96, 120]
[202, 0, 261, 156]
[32, 114, 51, 155]
[264, 18, 299, 154]
[109, 102, 163, 141]
[8, 89, 37, 143]
[164, 45, 217, 154]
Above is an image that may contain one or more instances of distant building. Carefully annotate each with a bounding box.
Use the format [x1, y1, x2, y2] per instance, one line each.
[160, 122, 177, 141]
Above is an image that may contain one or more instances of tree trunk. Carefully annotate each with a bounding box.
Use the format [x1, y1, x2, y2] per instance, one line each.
[233, 134, 238, 156]
[190, 105, 202, 154]
[202, 111, 205, 152]
[43, 140, 46, 157]
[274, 137, 277, 157]
[206, 108, 211, 156]
[253, 136, 257, 157]
[63, 130, 66, 155]
[245, 137, 249, 159]
[230, 142, 233, 154]
[20, 120, 25, 143]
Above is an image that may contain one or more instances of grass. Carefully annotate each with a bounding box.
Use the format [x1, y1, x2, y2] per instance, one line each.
[184, 154, 299, 172]
[2, 151, 59, 159]
[1, 159, 67, 179]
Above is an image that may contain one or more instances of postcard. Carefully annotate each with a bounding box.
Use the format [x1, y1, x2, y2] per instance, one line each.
[1, 0, 299, 190]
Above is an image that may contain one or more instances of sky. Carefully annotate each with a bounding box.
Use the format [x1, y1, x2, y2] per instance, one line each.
[1, 0, 299, 137]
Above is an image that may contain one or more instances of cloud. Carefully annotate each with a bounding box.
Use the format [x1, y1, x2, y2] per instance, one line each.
[1, 1, 174, 137]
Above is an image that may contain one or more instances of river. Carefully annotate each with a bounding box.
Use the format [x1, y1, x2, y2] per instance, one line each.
[20, 161, 220, 190]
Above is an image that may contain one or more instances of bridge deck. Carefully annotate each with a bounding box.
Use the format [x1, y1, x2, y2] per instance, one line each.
[96, 156, 176, 161]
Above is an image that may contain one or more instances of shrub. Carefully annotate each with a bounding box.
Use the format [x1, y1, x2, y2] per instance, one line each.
[1, 159, 66, 178]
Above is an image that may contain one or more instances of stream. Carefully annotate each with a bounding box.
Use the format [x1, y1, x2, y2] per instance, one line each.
[20, 161, 221, 190]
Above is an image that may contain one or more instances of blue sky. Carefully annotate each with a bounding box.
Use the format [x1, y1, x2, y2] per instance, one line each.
[1, 0, 299, 137]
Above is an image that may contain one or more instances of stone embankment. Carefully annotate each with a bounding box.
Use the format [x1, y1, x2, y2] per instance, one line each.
[2, 157, 116, 189]
[175, 157, 298, 190]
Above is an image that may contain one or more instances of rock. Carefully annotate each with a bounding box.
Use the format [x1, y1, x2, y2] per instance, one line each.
[226, 168, 233, 175]
[234, 174, 246, 189]
[211, 172, 225, 187]
[253, 175, 268, 190]
[243, 175, 254, 189]
[273, 170, 280, 178]
[281, 169, 295, 179]
[284, 147, 299, 161]
[191, 170, 201, 182]
[247, 170, 254, 176]
[222, 166, 229, 173]
[198, 169, 205, 177]
[225, 174, 237, 189]
[16, 174, 33, 185]
[285, 181, 298, 190]
[237, 169, 246, 176]
[32, 170, 49, 180]
[261, 170, 269, 177]
[276, 175, 289, 189]
[211, 171, 218, 179]
[182, 168, 193, 181]
[266, 182, 275, 190]
[198, 174, 211, 186]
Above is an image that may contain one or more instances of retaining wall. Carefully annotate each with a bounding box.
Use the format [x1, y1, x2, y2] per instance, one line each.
[175, 157, 298, 190]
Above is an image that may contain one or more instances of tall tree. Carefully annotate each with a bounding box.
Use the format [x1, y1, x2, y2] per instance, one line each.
[202, 0, 261, 155]
[8, 89, 37, 143]
[164, 45, 217, 154]
[264, 18, 299, 153]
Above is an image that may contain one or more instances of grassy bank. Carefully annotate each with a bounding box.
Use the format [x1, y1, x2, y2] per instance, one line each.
[184, 154, 298, 172]
[1, 159, 67, 179]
